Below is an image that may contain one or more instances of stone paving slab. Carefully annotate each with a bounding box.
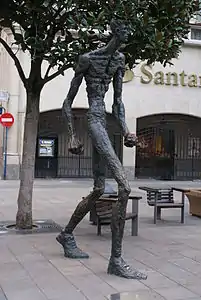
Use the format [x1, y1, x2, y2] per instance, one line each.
[0, 180, 201, 300]
[109, 290, 166, 300]
[0, 287, 7, 300]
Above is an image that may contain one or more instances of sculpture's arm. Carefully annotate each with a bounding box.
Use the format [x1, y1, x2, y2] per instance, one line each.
[112, 63, 129, 137]
[63, 55, 89, 137]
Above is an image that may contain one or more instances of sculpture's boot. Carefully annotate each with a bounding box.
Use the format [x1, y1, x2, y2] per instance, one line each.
[108, 186, 147, 280]
[107, 257, 147, 280]
[56, 232, 89, 259]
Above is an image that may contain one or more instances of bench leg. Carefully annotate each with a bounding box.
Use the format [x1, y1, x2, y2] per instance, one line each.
[154, 204, 157, 224]
[97, 219, 101, 236]
[181, 207, 185, 223]
[131, 199, 138, 236]
[157, 207, 161, 220]
[181, 192, 185, 223]
[131, 216, 138, 236]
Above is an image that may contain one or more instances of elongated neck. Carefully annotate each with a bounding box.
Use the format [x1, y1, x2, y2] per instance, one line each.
[104, 36, 121, 55]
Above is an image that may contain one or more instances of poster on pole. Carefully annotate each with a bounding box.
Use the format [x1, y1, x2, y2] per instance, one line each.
[0, 91, 9, 102]
[38, 138, 55, 157]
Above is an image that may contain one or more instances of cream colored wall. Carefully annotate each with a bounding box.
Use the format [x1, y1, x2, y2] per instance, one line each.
[124, 45, 201, 120]
[40, 43, 201, 117]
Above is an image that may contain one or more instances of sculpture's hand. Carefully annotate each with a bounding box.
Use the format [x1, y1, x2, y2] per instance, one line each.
[124, 134, 148, 149]
[68, 136, 84, 155]
[124, 133, 138, 148]
[136, 136, 148, 149]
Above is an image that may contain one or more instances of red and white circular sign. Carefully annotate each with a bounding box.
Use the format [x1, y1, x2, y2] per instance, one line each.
[0, 112, 14, 128]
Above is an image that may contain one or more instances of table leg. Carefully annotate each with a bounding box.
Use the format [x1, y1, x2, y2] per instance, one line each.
[154, 192, 159, 224]
[132, 199, 138, 236]
[157, 207, 161, 220]
[181, 192, 185, 223]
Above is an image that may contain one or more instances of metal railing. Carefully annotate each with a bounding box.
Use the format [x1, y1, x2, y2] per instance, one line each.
[35, 155, 113, 179]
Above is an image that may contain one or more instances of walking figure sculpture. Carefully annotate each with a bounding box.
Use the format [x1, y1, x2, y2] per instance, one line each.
[56, 19, 147, 280]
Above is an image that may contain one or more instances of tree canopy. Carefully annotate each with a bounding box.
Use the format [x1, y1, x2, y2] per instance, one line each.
[0, 0, 199, 87]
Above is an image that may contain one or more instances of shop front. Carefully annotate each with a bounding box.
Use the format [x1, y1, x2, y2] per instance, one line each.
[136, 114, 201, 180]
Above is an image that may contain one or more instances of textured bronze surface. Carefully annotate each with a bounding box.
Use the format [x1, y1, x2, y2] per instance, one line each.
[57, 19, 147, 280]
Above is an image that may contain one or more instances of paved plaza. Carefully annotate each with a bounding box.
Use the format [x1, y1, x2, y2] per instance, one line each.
[1, 179, 201, 300]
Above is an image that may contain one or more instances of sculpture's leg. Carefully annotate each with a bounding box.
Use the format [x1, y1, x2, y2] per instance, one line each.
[89, 121, 147, 280]
[56, 145, 105, 259]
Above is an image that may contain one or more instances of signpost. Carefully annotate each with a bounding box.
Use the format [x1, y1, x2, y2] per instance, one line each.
[0, 91, 9, 102]
[0, 112, 14, 128]
[0, 112, 14, 180]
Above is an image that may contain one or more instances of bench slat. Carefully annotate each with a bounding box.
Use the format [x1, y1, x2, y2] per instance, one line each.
[99, 197, 118, 202]
[139, 186, 172, 193]
[98, 212, 137, 221]
[107, 194, 142, 200]
[96, 208, 113, 214]
[96, 203, 113, 210]
[147, 197, 173, 200]
[148, 203, 183, 208]
[98, 209, 113, 216]
[99, 212, 113, 219]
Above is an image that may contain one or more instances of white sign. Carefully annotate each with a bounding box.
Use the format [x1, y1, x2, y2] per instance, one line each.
[0, 91, 9, 102]
[38, 138, 55, 157]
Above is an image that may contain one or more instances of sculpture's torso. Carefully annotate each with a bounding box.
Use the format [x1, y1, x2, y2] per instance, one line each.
[83, 50, 125, 121]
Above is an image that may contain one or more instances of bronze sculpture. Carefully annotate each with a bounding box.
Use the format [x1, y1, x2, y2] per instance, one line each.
[56, 19, 147, 280]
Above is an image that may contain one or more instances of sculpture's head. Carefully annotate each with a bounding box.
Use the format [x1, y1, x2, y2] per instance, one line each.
[110, 19, 129, 43]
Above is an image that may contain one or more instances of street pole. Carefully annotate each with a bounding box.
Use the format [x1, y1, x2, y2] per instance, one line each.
[0, 106, 6, 180]
[191, 140, 195, 182]
[3, 126, 8, 180]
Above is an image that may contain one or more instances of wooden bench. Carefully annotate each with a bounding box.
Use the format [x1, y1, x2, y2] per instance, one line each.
[139, 186, 185, 224]
[171, 187, 201, 218]
[89, 183, 117, 224]
[184, 189, 201, 217]
[94, 194, 142, 236]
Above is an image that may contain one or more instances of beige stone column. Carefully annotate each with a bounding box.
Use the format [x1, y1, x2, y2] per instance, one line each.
[123, 117, 137, 180]
[4, 30, 21, 179]
[0, 30, 10, 178]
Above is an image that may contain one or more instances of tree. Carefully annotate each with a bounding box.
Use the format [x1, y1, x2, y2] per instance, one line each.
[0, 0, 198, 229]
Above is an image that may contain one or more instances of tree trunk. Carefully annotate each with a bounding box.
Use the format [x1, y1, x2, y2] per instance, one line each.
[16, 90, 40, 229]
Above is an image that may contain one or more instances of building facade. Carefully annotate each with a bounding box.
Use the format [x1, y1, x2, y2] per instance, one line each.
[1, 27, 201, 180]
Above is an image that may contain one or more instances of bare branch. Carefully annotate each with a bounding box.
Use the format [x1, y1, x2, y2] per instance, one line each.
[44, 64, 52, 79]
[0, 37, 27, 87]
[10, 23, 27, 52]
[43, 64, 73, 84]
